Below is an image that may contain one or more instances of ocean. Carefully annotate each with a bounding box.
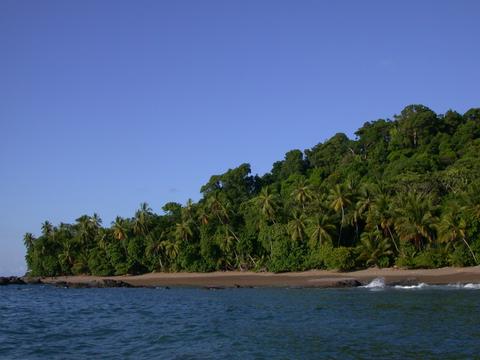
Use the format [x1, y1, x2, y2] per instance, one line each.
[1, 282, 479, 359]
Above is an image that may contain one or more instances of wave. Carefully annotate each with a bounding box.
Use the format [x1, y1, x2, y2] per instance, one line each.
[361, 278, 480, 290]
[361, 278, 386, 289]
[393, 283, 428, 289]
[446, 283, 480, 290]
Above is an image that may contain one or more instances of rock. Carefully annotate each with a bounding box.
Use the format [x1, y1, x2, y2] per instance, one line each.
[99, 279, 133, 288]
[203, 286, 225, 290]
[20, 276, 43, 285]
[51, 279, 133, 288]
[388, 278, 419, 287]
[0, 276, 26, 285]
[332, 279, 362, 288]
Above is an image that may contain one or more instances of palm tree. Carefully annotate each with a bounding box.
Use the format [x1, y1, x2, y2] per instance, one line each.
[357, 230, 393, 267]
[90, 213, 102, 230]
[134, 202, 152, 236]
[394, 192, 436, 249]
[328, 184, 351, 245]
[182, 199, 195, 221]
[112, 217, 128, 241]
[207, 193, 229, 224]
[366, 193, 399, 252]
[287, 213, 307, 242]
[437, 204, 477, 264]
[175, 219, 194, 243]
[254, 186, 278, 224]
[23, 233, 36, 250]
[291, 179, 314, 210]
[216, 225, 237, 268]
[76, 215, 92, 249]
[306, 214, 335, 249]
[58, 238, 75, 271]
[197, 206, 210, 226]
[146, 232, 168, 271]
[41, 221, 54, 237]
[163, 239, 179, 262]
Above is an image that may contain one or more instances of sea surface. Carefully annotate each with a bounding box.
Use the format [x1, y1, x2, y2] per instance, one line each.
[1, 281, 480, 359]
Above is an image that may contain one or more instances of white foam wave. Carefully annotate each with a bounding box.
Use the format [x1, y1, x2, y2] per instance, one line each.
[446, 283, 480, 289]
[360, 278, 480, 290]
[464, 283, 480, 289]
[394, 283, 428, 289]
[362, 278, 386, 289]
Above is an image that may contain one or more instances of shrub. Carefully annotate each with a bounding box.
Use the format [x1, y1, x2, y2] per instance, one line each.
[268, 238, 305, 273]
[448, 245, 471, 267]
[307, 245, 356, 271]
[412, 247, 448, 269]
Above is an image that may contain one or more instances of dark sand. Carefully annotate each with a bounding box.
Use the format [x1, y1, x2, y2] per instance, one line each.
[43, 266, 480, 288]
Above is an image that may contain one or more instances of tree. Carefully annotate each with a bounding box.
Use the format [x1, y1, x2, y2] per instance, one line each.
[328, 184, 351, 245]
[254, 186, 278, 224]
[357, 230, 393, 267]
[41, 221, 54, 237]
[134, 202, 152, 236]
[291, 179, 314, 210]
[437, 204, 477, 264]
[306, 214, 335, 249]
[287, 213, 307, 243]
[394, 192, 437, 249]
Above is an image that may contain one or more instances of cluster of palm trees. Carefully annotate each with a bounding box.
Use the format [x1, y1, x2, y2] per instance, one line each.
[23, 105, 480, 276]
[24, 175, 480, 277]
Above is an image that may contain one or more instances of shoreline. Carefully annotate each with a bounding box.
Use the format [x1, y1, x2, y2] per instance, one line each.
[36, 266, 480, 288]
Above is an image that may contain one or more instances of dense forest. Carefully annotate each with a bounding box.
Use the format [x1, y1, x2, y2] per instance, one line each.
[24, 105, 480, 276]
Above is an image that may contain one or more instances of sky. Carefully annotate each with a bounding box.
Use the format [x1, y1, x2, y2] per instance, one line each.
[1, 0, 479, 275]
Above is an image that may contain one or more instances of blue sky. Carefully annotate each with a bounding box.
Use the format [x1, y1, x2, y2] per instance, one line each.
[1, 0, 479, 275]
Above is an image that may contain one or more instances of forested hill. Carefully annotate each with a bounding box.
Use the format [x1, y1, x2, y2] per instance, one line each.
[24, 105, 480, 276]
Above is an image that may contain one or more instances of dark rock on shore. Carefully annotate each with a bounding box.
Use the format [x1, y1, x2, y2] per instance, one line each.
[332, 279, 362, 288]
[52, 279, 133, 288]
[388, 278, 419, 287]
[21, 276, 43, 284]
[0, 276, 26, 285]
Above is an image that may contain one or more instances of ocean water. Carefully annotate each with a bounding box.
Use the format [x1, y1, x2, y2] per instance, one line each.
[1, 282, 480, 359]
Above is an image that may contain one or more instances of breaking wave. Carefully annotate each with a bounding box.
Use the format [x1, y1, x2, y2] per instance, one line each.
[362, 278, 386, 289]
[362, 278, 480, 290]
[393, 283, 428, 289]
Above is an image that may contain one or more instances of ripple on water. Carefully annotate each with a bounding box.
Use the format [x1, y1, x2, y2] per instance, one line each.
[1, 285, 480, 359]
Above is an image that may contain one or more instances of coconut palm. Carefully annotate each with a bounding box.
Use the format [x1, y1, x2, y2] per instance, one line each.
[145, 232, 169, 270]
[207, 193, 229, 224]
[437, 204, 477, 264]
[41, 221, 54, 237]
[175, 219, 194, 243]
[288, 213, 307, 242]
[366, 193, 399, 252]
[254, 186, 278, 224]
[134, 202, 152, 236]
[357, 230, 393, 267]
[328, 184, 351, 245]
[306, 214, 335, 249]
[394, 192, 437, 249]
[291, 179, 314, 210]
[23, 233, 35, 250]
[58, 238, 75, 271]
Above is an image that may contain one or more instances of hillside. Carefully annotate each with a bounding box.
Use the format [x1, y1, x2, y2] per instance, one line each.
[24, 104, 480, 276]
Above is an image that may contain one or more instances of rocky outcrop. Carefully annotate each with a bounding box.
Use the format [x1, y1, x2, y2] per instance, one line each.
[52, 279, 134, 288]
[333, 279, 362, 287]
[388, 278, 419, 287]
[0, 276, 26, 285]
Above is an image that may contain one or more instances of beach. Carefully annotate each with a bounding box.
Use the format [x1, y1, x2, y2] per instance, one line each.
[42, 266, 480, 288]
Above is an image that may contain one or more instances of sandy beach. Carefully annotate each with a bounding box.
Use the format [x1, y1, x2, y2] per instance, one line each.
[42, 266, 480, 288]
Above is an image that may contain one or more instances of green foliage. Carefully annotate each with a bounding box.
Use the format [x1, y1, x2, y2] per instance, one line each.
[307, 245, 356, 271]
[23, 105, 480, 275]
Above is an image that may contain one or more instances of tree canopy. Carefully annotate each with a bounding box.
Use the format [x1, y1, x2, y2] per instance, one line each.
[24, 105, 480, 276]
